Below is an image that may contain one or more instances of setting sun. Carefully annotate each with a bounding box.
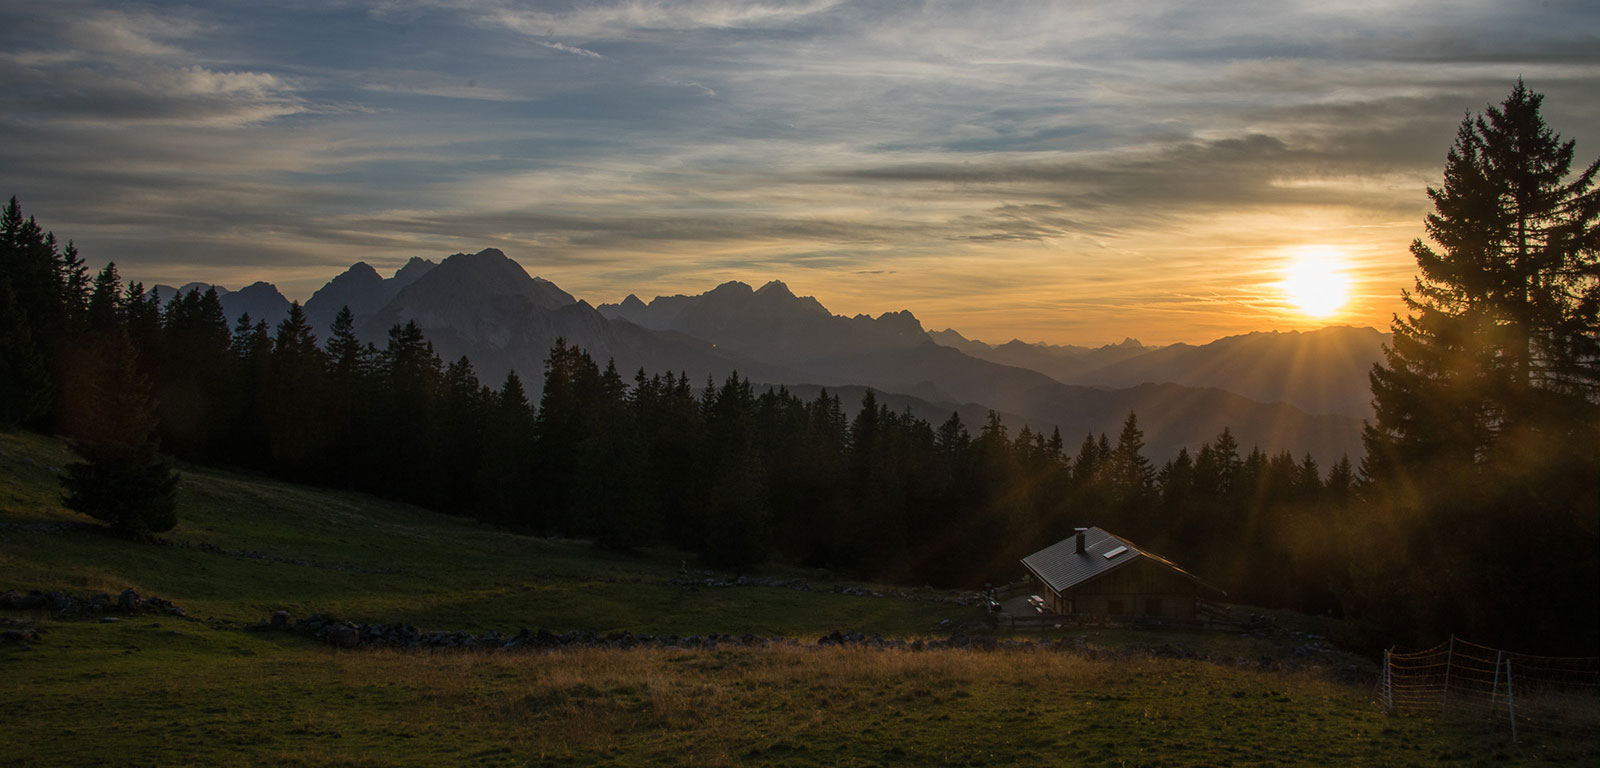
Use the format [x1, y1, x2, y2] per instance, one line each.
[1281, 247, 1352, 318]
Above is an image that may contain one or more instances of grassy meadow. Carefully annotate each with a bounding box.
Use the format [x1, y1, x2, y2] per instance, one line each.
[2, 430, 1592, 766]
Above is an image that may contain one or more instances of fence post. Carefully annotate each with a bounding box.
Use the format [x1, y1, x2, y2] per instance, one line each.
[1491, 649, 1502, 706]
[1505, 658, 1517, 744]
[1441, 634, 1455, 716]
[1382, 648, 1392, 712]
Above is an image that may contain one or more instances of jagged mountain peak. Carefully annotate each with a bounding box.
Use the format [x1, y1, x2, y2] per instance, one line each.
[755, 280, 792, 296]
[343, 261, 381, 280]
[874, 309, 924, 334]
[393, 256, 437, 286]
[708, 280, 754, 295]
[236, 281, 285, 296]
[389, 247, 576, 312]
[180, 281, 220, 296]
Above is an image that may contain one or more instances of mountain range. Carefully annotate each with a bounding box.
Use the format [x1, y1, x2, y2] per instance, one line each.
[930, 326, 1387, 419]
[154, 249, 1388, 464]
[151, 280, 296, 331]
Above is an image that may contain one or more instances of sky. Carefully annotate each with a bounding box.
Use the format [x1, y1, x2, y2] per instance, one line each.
[2, 1, 1597, 346]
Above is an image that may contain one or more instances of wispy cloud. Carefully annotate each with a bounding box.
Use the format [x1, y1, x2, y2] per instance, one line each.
[1, 0, 1596, 343]
[534, 40, 604, 59]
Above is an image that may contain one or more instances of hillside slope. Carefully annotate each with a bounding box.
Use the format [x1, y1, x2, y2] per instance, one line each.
[4, 431, 1584, 768]
[0, 430, 963, 635]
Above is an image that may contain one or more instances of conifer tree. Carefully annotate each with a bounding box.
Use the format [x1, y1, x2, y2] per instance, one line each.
[58, 326, 179, 537]
[265, 302, 329, 480]
[0, 281, 51, 427]
[155, 287, 232, 455]
[1107, 411, 1155, 534]
[1358, 82, 1599, 651]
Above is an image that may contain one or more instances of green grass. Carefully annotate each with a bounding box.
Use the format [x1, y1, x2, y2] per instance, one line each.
[3, 430, 1594, 766]
[0, 430, 969, 636]
[4, 621, 1586, 767]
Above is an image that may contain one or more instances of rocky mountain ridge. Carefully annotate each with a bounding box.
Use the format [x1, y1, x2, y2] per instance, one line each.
[150, 249, 1377, 461]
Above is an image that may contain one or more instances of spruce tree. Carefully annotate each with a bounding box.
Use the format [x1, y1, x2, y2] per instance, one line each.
[58, 327, 179, 537]
[1107, 411, 1155, 534]
[265, 302, 329, 480]
[0, 281, 51, 427]
[1358, 82, 1599, 651]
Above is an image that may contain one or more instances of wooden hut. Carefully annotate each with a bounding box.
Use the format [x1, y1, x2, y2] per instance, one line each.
[1019, 527, 1224, 620]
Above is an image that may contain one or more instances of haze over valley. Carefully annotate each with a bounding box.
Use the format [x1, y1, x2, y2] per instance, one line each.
[153, 247, 1382, 463]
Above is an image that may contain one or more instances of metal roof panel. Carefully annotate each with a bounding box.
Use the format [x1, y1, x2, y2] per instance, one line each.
[1020, 527, 1224, 596]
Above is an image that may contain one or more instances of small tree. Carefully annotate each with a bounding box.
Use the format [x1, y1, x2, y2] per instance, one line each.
[58, 327, 179, 537]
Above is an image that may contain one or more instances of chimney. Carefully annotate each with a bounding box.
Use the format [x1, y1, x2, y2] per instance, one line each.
[1075, 528, 1088, 555]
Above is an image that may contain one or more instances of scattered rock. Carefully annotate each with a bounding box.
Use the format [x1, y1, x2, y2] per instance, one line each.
[667, 572, 983, 606]
[0, 628, 40, 645]
[1, 588, 184, 618]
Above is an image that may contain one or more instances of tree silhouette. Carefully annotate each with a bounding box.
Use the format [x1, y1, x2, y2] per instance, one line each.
[1359, 81, 1599, 651]
[58, 326, 179, 537]
[0, 281, 51, 427]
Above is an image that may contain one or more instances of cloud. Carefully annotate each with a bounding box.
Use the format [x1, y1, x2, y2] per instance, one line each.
[0, 5, 305, 128]
[54, 7, 208, 57]
[3, 0, 1596, 344]
[534, 40, 605, 58]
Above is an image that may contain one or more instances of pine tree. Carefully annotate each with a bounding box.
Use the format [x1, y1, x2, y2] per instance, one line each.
[265, 302, 329, 480]
[58, 327, 179, 537]
[155, 287, 233, 455]
[0, 281, 51, 427]
[1358, 82, 1599, 651]
[86, 263, 121, 332]
[1107, 411, 1155, 534]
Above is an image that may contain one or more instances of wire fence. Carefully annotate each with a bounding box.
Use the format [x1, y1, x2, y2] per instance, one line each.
[1382, 635, 1600, 742]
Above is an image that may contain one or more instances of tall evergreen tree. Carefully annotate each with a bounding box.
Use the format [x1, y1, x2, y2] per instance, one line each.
[1358, 82, 1599, 651]
[155, 287, 232, 455]
[265, 303, 329, 481]
[0, 281, 51, 427]
[1106, 411, 1155, 535]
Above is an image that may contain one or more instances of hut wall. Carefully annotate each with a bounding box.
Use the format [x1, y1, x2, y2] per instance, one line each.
[1061, 559, 1202, 619]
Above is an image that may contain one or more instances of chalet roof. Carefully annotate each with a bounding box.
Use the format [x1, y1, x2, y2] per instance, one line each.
[1020, 527, 1223, 596]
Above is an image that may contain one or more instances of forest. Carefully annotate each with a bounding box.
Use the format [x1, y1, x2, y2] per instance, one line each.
[1, 84, 1594, 655]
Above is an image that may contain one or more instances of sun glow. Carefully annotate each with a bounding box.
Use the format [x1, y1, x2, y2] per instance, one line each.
[1280, 247, 1352, 318]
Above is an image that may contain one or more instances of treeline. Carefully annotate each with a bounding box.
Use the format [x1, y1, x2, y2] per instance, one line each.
[0, 197, 1357, 609]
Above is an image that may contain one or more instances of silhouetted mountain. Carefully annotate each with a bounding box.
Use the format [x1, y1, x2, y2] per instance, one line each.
[157, 279, 297, 329]
[304, 258, 438, 334]
[927, 330, 1152, 382]
[391, 256, 437, 290]
[358, 249, 797, 390]
[188, 281, 290, 329]
[777, 336, 1359, 461]
[150, 281, 220, 303]
[935, 326, 1387, 418]
[605, 281, 1363, 461]
[1073, 327, 1387, 418]
[600, 280, 927, 364]
[205, 257, 1369, 461]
